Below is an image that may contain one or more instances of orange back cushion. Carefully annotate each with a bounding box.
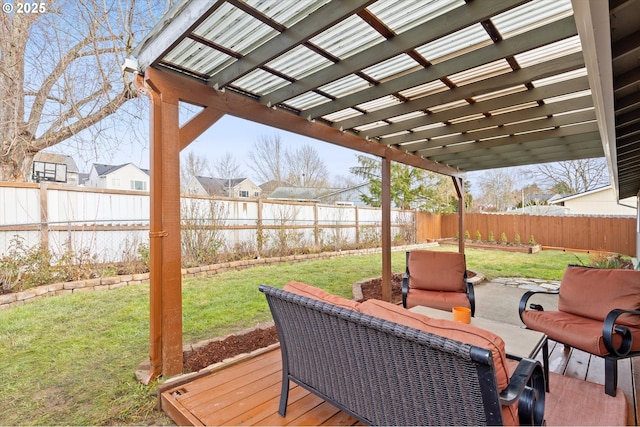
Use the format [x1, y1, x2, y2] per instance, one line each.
[558, 266, 640, 326]
[283, 281, 361, 311]
[360, 299, 510, 392]
[408, 251, 466, 292]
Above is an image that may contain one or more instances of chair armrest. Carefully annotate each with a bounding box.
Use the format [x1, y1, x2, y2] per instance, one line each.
[518, 289, 559, 323]
[500, 358, 545, 426]
[603, 308, 640, 356]
[466, 280, 475, 317]
[401, 272, 409, 308]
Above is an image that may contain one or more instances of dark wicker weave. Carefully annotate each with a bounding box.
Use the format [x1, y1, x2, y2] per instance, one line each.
[260, 285, 545, 426]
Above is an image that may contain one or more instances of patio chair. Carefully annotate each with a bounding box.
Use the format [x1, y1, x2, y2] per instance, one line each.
[402, 250, 475, 316]
[519, 264, 640, 396]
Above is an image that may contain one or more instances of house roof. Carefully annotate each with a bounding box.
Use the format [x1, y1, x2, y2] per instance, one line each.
[549, 185, 613, 204]
[92, 163, 150, 177]
[129, 0, 640, 200]
[194, 176, 251, 196]
[33, 152, 79, 173]
[268, 186, 339, 201]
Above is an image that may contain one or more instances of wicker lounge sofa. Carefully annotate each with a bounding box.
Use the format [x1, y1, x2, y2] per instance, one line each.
[519, 264, 640, 397]
[260, 282, 545, 426]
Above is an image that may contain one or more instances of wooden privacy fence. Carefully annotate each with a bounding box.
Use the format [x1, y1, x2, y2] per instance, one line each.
[416, 212, 637, 256]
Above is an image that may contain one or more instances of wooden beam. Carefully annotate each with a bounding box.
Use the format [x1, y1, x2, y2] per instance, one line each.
[145, 67, 463, 177]
[179, 105, 225, 151]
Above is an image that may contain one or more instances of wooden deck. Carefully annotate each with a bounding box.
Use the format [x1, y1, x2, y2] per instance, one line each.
[160, 341, 638, 426]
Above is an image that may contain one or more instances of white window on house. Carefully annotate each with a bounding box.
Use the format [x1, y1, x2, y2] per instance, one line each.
[239, 190, 249, 198]
[254, 191, 260, 197]
[131, 180, 147, 191]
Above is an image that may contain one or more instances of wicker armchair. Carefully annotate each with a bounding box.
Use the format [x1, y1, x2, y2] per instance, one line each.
[261, 284, 545, 425]
[519, 265, 640, 397]
[402, 250, 475, 316]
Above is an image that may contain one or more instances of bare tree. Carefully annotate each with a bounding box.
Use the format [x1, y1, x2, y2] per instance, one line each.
[248, 133, 285, 184]
[180, 150, 209, 191]
[476, 169, 518, 212]
[533, 158, 609, 194]
[213, 151, 244, 180]
[0, 0, 170, 181]
[285, 143, 328, 187]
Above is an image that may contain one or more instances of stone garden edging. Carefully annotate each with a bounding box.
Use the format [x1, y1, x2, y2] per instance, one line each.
[0, 242, 436, 311]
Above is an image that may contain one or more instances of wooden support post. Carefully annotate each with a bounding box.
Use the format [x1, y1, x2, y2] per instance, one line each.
[136, 68, 227, 382]
[381, 156, 392, 302]
[452, 176, 465, 254]
[147, 79, 183, 380]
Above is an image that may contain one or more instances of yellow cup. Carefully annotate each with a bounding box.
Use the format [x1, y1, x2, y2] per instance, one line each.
[452, 306, 472, 324]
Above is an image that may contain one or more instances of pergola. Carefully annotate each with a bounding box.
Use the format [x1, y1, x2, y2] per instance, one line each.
[126, 0, 640, 382]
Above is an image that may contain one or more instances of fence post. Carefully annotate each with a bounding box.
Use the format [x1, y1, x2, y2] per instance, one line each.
[39, 183, 49, 251]
[257, 199, 263, 254]
[355, 206, 360, 246]
[314, 204, 319, 247]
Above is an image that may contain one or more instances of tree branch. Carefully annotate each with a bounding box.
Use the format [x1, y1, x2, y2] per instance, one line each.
[27, 35, 123, 135]
[34, 85, 136, 150]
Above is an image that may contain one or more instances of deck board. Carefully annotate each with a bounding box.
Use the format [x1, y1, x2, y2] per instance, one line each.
[161, 343, 638, 426]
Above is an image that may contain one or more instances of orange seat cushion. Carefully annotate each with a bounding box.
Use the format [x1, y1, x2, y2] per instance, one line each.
[360, 299, 510, 392]
[405, 288, 471, 311]
[407, 250, 466, 292]
[283, 281, 361, 311]
[521, 309, 640, 356]
[558, 266, 640, 326]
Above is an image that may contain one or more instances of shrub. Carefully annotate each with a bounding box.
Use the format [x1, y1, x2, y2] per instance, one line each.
[588, 252, 634, 269]
[514, 233, 521, 244]
[500, 232, 508, 243]
[488, 231, 495, 242]
[475, 230, 481, 241]
[0, 235, 54, 292]
[528, 235, 537, 246]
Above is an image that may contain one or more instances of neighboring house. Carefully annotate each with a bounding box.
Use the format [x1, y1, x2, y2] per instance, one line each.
[259, 180, 290, 198]
[186, 176, 261, 198]
[318, 183, 370, 206]
[524, 193, 566, 205]
[268, 184, 370, 206]
[85, 163, 150, 191]
[549, 186, 637, 216]
[31, 152, 80, 185]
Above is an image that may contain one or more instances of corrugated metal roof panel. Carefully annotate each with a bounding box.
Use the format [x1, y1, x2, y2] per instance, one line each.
[310, 15, 384, 59]
[448, 60, 512, 86]
[233, 69, 289, 95]
[362, 54, 420, 82]
[492, 0, 573, 38]
[514, 36, 581, 68]
[368, 0, 464, 34]
[415, 24, 491, 63]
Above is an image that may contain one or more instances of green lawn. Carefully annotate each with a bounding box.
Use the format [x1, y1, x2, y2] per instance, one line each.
[0, 247, 589, 425]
